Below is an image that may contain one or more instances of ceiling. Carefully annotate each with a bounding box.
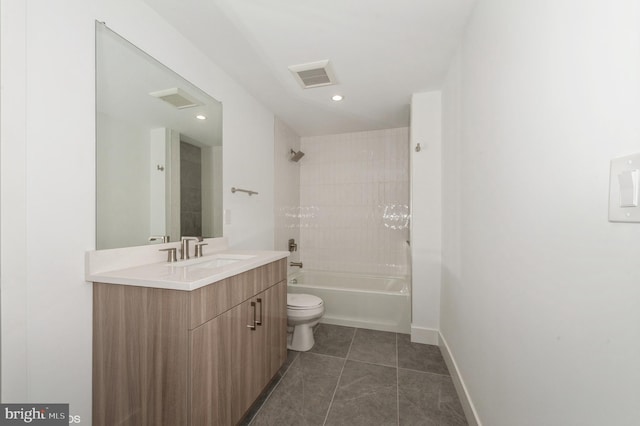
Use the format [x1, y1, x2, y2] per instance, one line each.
[143, 0, 476, 137]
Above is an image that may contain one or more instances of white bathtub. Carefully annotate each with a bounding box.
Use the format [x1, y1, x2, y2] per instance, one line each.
[287, 269, 411, 333]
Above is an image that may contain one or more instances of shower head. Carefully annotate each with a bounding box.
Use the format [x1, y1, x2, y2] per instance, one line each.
[290, 149, 305, 162]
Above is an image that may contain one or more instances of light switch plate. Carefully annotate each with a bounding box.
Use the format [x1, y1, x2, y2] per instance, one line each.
[609, 153, 640, 223]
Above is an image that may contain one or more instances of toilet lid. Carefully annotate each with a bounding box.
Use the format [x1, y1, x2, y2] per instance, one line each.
[287, 293, 323, 308]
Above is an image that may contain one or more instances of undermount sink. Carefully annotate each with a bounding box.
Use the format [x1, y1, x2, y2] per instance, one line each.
[167, 254, 256, 268]
[85, 236, 290, 291]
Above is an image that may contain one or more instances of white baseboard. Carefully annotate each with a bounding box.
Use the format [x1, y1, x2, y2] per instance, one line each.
[410, 325, 439, 345]
[439, 332, 482, 426]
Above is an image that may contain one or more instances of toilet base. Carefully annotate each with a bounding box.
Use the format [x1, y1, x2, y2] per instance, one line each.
[287, 323, 315, 352]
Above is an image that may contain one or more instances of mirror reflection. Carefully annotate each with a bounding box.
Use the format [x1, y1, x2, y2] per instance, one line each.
[96, 23, 223, 250]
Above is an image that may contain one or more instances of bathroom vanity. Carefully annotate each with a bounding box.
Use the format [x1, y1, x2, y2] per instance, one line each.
[86, 239, 289, 426]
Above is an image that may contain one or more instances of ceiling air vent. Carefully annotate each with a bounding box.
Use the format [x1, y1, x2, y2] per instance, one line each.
[149, 87, 202, 109]
[288, 60, 337, 89]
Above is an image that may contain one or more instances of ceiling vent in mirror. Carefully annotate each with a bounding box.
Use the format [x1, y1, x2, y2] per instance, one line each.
[149, 87, 202, 109]
[289, 60, 337, 89]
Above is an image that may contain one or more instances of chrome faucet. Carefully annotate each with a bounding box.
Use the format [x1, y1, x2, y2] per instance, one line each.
[180, 236, 203, 260]
[289, 261, 303, 268]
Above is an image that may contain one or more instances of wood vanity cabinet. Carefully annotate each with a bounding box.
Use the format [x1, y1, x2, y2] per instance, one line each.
[93, 259, 287, 426]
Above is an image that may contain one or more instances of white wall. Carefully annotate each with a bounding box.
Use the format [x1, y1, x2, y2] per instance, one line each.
[1, 0, 275, 420]
[440, 0, 640, 425]
[410, 93, 442, 344]
[300, 128, 410, 276]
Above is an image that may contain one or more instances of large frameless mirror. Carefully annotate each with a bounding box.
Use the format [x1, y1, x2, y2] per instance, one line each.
[96, 23, 223, 250]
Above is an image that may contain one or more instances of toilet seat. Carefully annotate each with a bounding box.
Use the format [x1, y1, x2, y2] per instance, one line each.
[287, 293, 323, 309]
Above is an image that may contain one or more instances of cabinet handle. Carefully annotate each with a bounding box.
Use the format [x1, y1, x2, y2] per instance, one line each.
[247, 302, 257, 330]
[256, 298, 263, 326]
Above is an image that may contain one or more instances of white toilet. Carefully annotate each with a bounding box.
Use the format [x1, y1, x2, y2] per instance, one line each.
[287, 293, 324, 352]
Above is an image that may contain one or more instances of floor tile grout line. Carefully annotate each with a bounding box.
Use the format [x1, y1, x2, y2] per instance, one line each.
[397, 365, 452, 378]
[248, 351, 300, 425]
[345, 357, 398, 369]
[308, 351, 350, 361]
[321, 326, 357, 426]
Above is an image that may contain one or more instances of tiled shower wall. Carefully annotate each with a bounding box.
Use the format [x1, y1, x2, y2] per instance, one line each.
[299, 127, 410, 276]
[180, 141, 202, 236]
[274, 118, 301, 263]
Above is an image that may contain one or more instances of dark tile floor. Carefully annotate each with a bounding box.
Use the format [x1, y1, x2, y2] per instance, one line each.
[241, 324, 468, 426]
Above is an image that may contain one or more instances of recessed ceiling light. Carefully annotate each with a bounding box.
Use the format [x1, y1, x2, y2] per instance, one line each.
[332, 95, 343, 101]
[196, 114, 207, 120]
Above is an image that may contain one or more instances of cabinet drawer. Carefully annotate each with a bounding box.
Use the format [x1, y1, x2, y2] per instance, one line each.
[189, 259, 286, 329]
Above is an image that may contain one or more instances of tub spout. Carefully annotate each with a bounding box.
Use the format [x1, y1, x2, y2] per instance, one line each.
[289, 261, 303, 268]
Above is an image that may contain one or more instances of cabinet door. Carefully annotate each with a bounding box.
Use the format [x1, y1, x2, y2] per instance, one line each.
[253, 281, 287, 396]
[230, 282, 288, 422]
[264, 281, 287, 380]
[189, 306, 234, 426]
[230, 296, 263, 422]
[93, 284, 189, 426]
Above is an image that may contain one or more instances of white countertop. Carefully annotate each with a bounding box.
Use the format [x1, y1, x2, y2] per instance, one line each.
[85, 237, 290, 291]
